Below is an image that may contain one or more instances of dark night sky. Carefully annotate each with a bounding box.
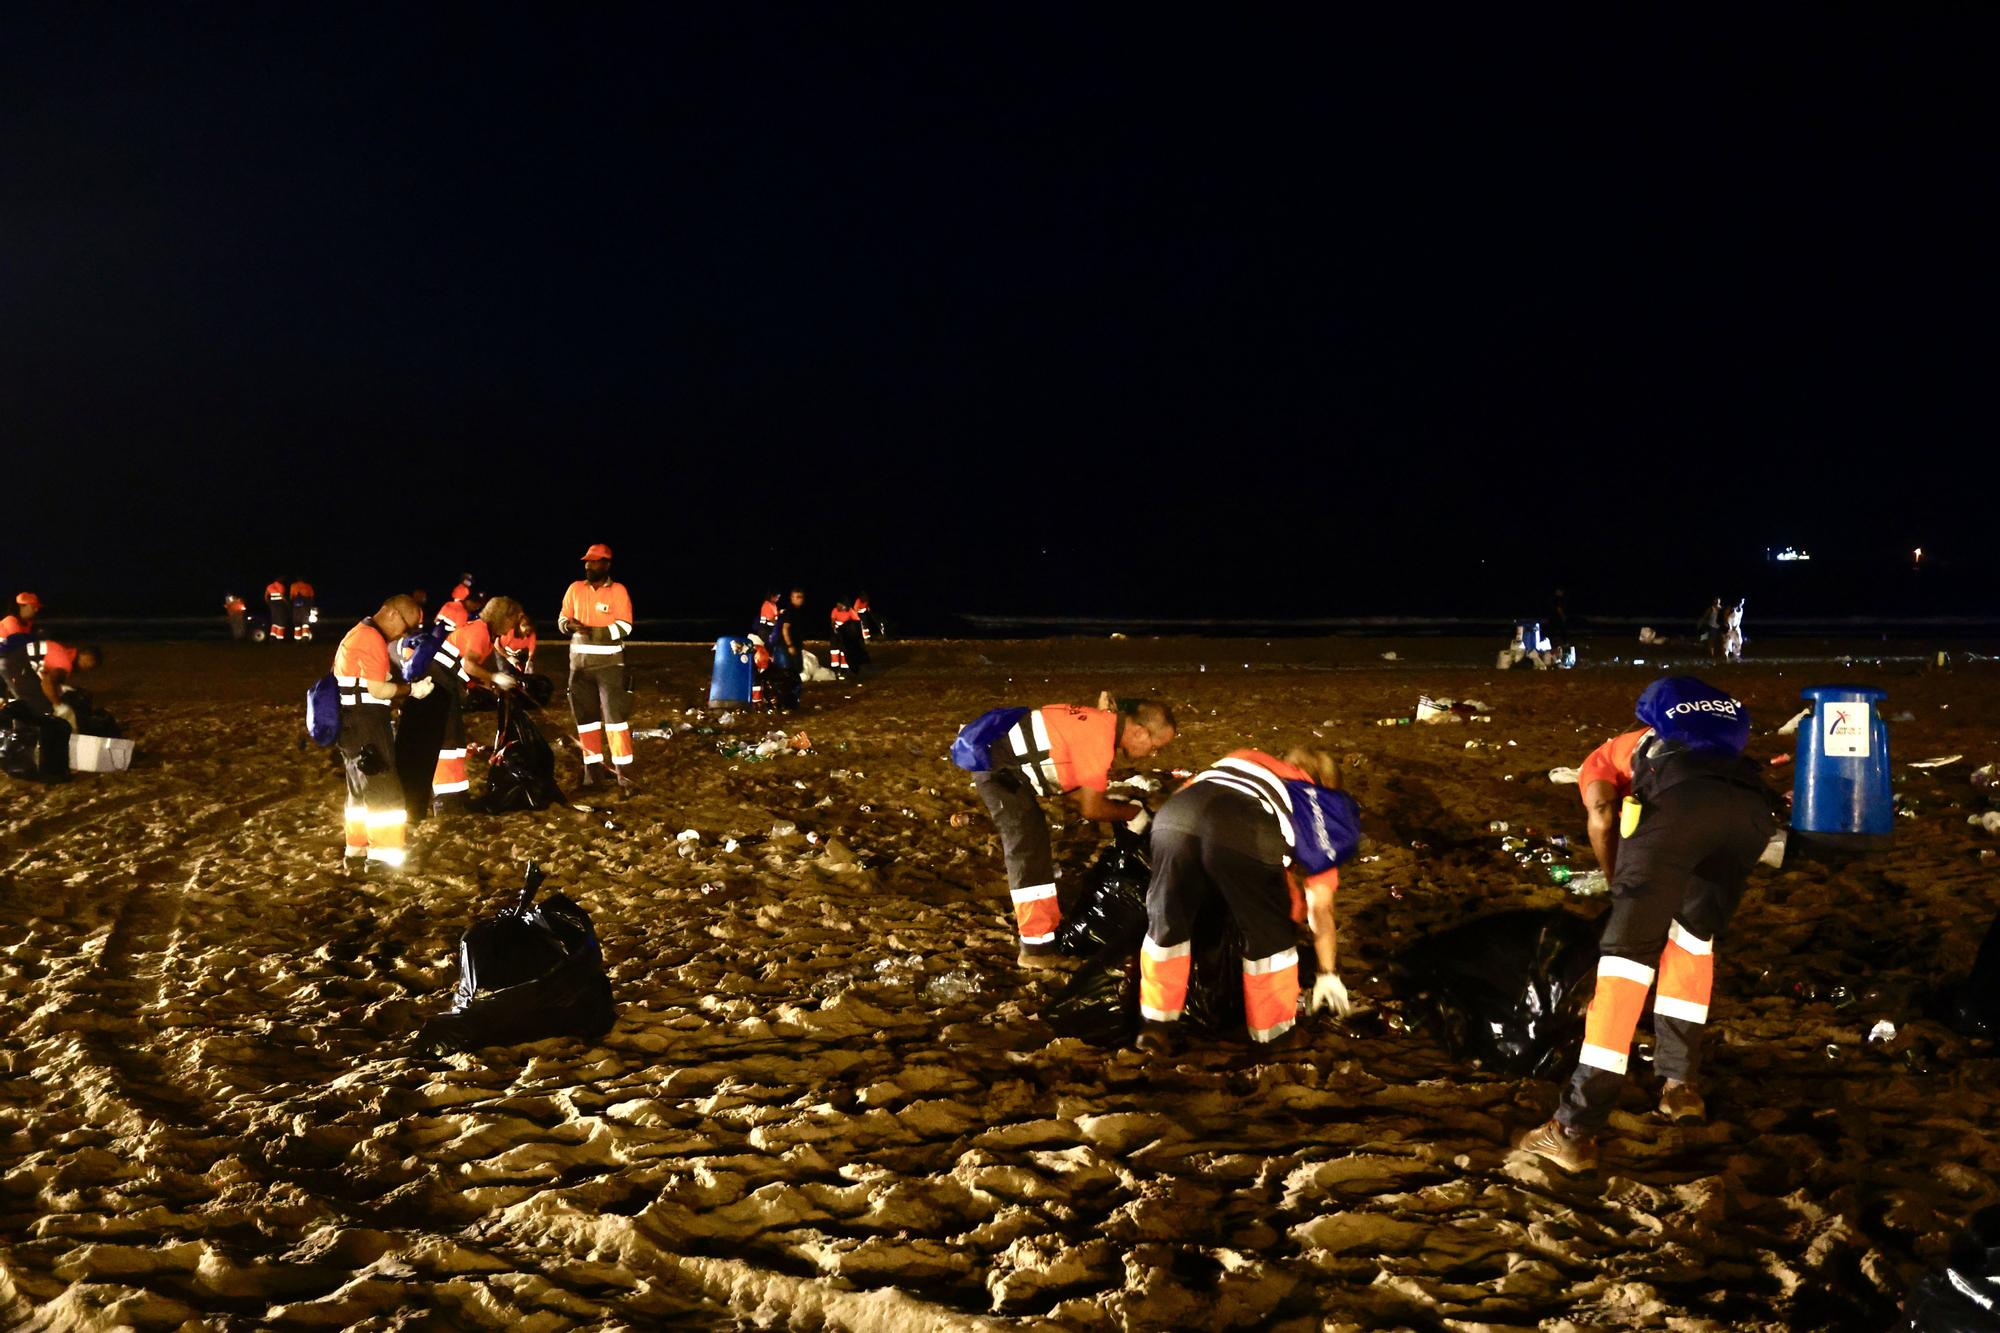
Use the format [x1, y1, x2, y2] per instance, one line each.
[4, 7, 1996, 627]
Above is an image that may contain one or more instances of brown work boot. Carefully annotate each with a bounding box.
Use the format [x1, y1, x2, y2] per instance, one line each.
[1659, 1080, 1707, 1124]
[1135, 1021, 1176, 1055]
[1517, 1117, 1598, 1174]
[1016, 948, 1076, 972]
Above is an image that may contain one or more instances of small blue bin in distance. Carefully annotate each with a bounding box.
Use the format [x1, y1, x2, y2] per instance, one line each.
[709, 637, 753, 707]
[1792, 684, 1892, 848]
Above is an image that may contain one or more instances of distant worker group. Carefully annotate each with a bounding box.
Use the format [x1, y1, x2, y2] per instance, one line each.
[323, 546, 635, 870]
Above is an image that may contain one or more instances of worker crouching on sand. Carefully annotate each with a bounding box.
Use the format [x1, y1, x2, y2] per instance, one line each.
[954, 700, 1177, 969]
[1136, 748, 1363, 1051]
[560, 544, 636, 791]
[334, 596, 431, 871]
[25, 641, 99, 733]
[428, 596, 523, 816]
[1519, 676, 1775, 1173]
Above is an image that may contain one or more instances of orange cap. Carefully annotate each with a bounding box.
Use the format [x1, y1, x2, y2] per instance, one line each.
[581, 543, 614, 562]
[14, 592, 38, 611]
[451, 583, 471, 601]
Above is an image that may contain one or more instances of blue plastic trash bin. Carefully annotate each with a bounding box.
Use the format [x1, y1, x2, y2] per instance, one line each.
[709, 637, 753, 707]
[1792, 684, 1892, 850]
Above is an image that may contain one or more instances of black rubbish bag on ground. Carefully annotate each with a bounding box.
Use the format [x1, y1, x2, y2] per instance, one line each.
[1056, 840, 1151, 956]
[1180, 897, 1319, 1036]
[1903, 1204, 2000, 1331]
[1945, 911, 2000, 1039]
[1045, 884, 1317, 1047]
[417, 864, 614, 1053]
[1391, 907, 1604, 1078]
[56, 688, 120, 739]
[1, 706, 70, 783]
[1045, 940, 1143, 1047]
[471, 695, 564, 813]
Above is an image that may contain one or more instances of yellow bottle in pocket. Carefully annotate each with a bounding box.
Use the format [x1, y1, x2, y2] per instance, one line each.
[1619, 796, 1643, 839]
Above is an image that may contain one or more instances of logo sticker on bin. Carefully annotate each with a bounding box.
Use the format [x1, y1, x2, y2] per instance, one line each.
[1822, 701, 1871, 758]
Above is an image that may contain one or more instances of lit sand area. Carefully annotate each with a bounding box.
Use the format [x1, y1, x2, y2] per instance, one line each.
[2, 639, 1997, 1330]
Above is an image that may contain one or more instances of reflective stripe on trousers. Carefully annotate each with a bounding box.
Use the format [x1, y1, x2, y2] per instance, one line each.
[1011, 882, 1058, 946]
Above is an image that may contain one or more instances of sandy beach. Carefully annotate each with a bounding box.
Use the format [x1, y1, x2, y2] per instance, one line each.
[2, 637, 1997, 1331]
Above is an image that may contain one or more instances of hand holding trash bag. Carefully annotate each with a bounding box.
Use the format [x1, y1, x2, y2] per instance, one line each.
[490, 672, 518, 692]
[409, 677, 435, 700]
[52, 703, 78, 730]
[1311, 973, 1355, 1018]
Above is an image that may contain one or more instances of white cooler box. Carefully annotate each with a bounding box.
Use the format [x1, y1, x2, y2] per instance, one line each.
[70, 735, 134, 773]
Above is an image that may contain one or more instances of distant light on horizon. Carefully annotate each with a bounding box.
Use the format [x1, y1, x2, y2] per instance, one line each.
[1771, 546, 1811, 563]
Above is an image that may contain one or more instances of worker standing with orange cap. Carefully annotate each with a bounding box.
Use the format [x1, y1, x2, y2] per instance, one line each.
[0, 593, 43, 703]
[436, 582, 485, 630]
[559, 543, 636, 791]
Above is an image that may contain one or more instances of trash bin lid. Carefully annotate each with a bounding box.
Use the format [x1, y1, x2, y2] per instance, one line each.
[1800, 685, 1887, 704]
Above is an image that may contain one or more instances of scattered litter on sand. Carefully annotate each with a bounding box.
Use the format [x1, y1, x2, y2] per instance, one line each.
[2, 640, 1993, 1331]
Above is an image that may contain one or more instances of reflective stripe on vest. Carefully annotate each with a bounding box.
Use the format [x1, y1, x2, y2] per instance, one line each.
[998, 709, 1061, 795]
[434, 641, 472, 684]
[1189, 756, 1298, 850]
[335, 674, 392, 706]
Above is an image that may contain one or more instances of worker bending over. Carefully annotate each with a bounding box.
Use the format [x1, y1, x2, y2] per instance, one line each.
[332, 596, 431, 870]
[1519, 676, 1774, 1173]
[428, 596, 523, 814]
[954, 700, 1176, 968]
[1137, 747, 1362, 1051]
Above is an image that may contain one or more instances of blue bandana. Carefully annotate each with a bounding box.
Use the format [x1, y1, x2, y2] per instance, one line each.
[1635, 675, 1750, 755]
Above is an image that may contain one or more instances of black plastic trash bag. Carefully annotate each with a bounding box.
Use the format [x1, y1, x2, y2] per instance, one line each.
[1391, 907, 1604, 1077]
[1903, 1204, 2000, 1331]
[1045, 941, 1143, 1047]
[1046, 891, 1317, 1047]
[471, 695, 564, 813]
[1945, 911, 2000, 1039]
[1181, 897, 1318, 1036]
[54, 688, 120, 739]
[416, 864, 615, 1052]
[1056, 841, 1151, 956]
[464, 672, 557, 713]
[1, 705, 70, 783]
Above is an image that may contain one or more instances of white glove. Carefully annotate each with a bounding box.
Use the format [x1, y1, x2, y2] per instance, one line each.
[52, 703, 78, 729]
[409, 678, 435, 700]
[1125, 805, 1152, 836]
[1310, 973, 1355, 1018]
[490, 672, 518, 691]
